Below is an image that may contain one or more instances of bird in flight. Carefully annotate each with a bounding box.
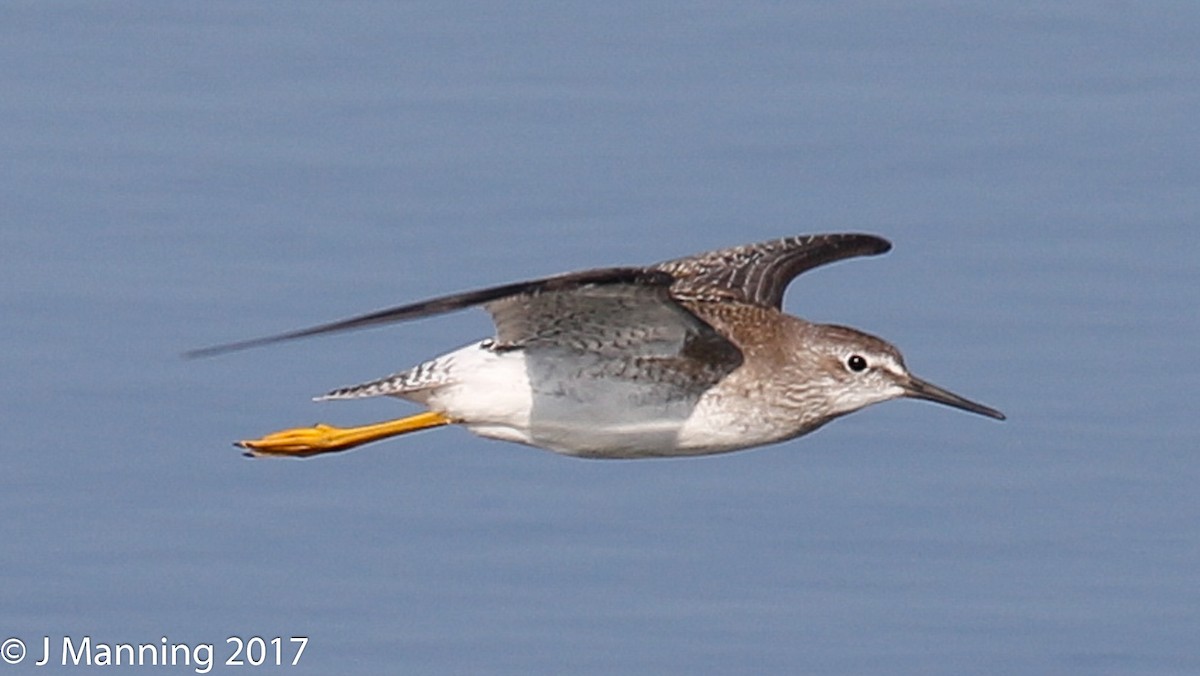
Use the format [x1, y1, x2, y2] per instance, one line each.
[190, 234, 1004, 459]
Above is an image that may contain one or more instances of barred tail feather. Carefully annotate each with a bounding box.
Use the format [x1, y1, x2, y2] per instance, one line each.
[315, 374, 413, 401]
[314, 353, 457, 402]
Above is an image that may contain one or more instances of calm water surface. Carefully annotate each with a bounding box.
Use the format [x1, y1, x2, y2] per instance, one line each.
[2, 3, 1197, 674]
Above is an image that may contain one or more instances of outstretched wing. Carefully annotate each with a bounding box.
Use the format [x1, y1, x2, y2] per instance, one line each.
[319, 280, 744, 401]
[486, 283, 701, 352]
[482, 280, 743, 383]
[185, 267, 671, 358]
[656, 233, 891, 309]
[185, 233, 890, 359]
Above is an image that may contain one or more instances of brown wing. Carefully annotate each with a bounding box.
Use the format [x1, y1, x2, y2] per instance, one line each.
[485, 283, 707, 353]
[184, 267, 671, 358]
[655, 234, 891, 309]
[484, 282, 744, 389]
[186, 233, 890, 359]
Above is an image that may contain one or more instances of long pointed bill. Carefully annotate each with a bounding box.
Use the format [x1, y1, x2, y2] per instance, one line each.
[903, 376, 1006, 420]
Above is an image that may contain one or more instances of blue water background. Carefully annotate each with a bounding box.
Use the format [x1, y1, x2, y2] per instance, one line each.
[2, 3, 1197, 674]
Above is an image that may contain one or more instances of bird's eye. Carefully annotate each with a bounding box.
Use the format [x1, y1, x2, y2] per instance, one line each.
[846, 355, 868, 372]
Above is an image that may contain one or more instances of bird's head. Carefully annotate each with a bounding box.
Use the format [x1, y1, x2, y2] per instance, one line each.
[800, 324, 1006, 422]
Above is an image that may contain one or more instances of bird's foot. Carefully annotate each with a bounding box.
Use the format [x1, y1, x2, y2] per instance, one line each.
[236, 411, 451, 458]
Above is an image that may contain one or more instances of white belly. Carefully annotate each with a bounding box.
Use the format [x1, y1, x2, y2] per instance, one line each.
[414, 342, 765, 458]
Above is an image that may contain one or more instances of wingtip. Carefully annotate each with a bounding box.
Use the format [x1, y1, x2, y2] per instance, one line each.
[184, 333, 294, 359]
[847, 233, 892, 255]
[182, 345, 225, 360]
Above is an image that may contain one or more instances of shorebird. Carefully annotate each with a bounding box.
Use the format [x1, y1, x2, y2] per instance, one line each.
[190, 234, 1004, 459]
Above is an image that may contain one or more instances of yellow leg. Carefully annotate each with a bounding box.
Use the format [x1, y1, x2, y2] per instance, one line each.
[236, 411, 451, 458]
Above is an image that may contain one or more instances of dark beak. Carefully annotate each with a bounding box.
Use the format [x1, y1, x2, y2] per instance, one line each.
[904, 375, 1006, 420]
